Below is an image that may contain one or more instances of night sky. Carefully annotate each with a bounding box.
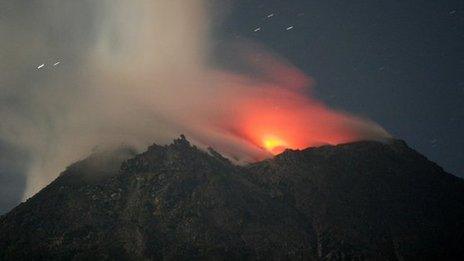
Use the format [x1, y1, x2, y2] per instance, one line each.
[0, 0, 463, 214]
[219, 0, 464, 175]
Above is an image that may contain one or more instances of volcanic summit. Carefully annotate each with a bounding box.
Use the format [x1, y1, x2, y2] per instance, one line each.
[1, 136, 463, 260]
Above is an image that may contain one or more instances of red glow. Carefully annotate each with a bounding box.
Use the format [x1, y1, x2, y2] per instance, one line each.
[231, 86, 363, 154]
[207, 54, 389, 160]
[190, 48, 389, 162]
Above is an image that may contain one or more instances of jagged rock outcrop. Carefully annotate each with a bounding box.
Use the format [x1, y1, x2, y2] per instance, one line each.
[1, 136, 463, 260]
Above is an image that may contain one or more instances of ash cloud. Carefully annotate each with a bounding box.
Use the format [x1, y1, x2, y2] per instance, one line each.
[0, 0, 389, 200]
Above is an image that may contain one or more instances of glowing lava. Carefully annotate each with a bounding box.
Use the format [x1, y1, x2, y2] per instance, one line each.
[214, 73, 390, 161]
[262, 135, 288, 154]
[228, 86, 362, 153]
[194, 49, 390, 162]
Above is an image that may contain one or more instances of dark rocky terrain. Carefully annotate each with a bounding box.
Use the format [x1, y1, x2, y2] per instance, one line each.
[1, 136, 463, 260]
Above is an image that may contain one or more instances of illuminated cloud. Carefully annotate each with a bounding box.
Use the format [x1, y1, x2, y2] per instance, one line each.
[0, 0, 389, 199]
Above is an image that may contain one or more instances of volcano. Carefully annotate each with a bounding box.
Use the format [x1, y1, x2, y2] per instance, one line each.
[1, 136, 463, 260]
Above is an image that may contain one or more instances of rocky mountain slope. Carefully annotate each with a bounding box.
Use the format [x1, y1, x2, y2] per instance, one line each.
[1, 136, 463, 260]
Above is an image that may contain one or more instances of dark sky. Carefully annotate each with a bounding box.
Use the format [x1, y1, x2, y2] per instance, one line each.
[218, 0, 464, 175]
[0, 142, 28, 214]
[0, 0, 463, 214]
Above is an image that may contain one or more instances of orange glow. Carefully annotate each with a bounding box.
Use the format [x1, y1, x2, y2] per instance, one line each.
[211, 69, 389, 161]
[191, 49, 390, 163]
[262, 135, 288, 154]
[224, 85, 364, 153]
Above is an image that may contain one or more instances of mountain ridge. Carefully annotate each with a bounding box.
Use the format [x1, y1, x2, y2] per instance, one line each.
[1, 136, 463, 260]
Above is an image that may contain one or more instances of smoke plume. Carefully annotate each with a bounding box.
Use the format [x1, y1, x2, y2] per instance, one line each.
[0, 0, 389, 199]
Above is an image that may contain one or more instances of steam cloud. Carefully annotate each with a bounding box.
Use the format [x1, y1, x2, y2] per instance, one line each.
[0, 0, 389, 199]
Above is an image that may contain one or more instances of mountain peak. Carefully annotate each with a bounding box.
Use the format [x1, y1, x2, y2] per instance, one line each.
[1, 137, 463, 260]
[121, 135, 232, 175]
[173, 134, 190, 147]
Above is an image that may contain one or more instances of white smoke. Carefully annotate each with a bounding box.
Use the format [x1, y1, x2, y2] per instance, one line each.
[0, 0, 389, 199]
[0, 0, 216, 198]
